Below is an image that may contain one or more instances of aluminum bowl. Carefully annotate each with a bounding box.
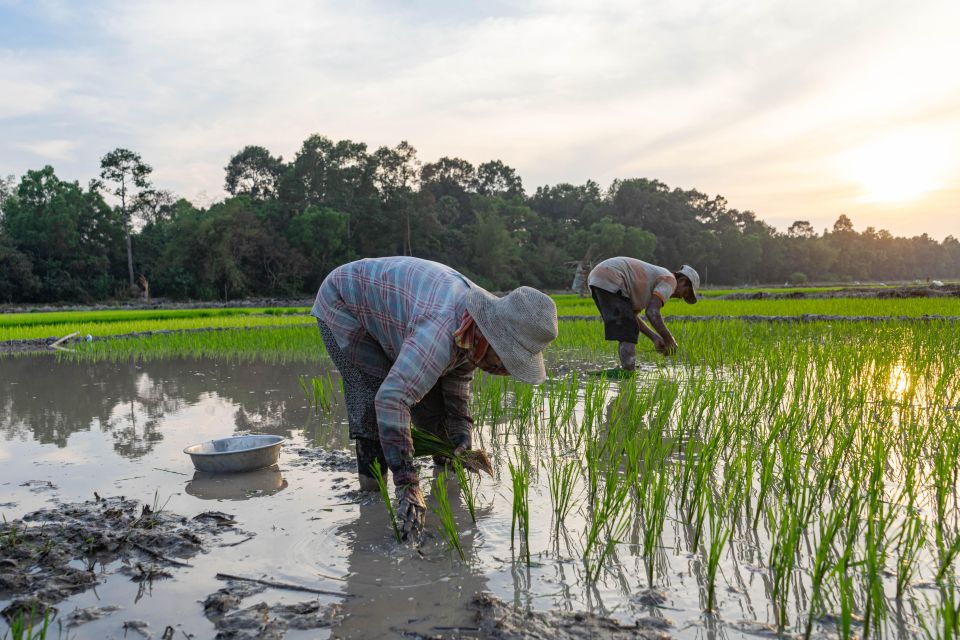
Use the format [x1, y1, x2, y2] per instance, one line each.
[183, 435, 285, 473]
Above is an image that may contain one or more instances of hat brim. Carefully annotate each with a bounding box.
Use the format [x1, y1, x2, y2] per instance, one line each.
[465, 288, 548, 384]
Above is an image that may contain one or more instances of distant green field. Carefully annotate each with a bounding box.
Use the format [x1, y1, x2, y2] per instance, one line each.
[552, 294, 960, 318]
[3, 294, 959, 343]
[0, 309, 312, 342]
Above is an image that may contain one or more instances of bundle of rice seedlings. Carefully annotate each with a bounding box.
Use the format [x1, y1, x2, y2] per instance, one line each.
[411, 426, 493, 476]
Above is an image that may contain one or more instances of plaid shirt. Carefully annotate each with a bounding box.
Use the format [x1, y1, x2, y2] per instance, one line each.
[311, 257, 476, 483]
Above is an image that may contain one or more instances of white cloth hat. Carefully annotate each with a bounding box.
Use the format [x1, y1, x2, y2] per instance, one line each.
[464, 285, 558, 384]
[676, 265, 700, 304]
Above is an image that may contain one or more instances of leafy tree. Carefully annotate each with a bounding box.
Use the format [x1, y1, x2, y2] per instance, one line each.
[99, 148, 153, 287]
[476, 160, 524, 198]
[787, 220, 816, 238]
[225, 145, 284, 200]
[3, 166, 125, 301]
[0, 234, 39, 302]
[287, 206, 350, 283]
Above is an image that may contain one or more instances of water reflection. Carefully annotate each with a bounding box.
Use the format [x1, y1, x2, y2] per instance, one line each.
[0, 357, 349, 459]
[333, 472, 490, 638]
[185, 465, 288, 500]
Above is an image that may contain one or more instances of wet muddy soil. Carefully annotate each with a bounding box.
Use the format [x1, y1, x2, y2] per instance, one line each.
[0, 497, 247, 625]
[0, 357, 689, 639]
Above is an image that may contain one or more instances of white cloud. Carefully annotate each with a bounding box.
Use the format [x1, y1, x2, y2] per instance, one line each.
[14, 138, 79, 161]
[0, 0, 958, 237]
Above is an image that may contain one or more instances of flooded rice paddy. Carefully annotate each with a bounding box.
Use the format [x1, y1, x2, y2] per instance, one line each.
[1, 323, 959, 639]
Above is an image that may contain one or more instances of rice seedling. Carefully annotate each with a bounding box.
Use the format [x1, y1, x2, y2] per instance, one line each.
[509, 454, 531, 565]
[641, 466, 671, 587]
[411, 426, 493, 475]
[545, 453, 577, 541]
[2, 603, 53, 640]
[431, 471, 464, 561]
[299, 373, 337, 414]
[453, 459, 478, 524]
[370, 459, 401, 543]
[704, 493, 731, 613]
[804, 504, 846, 640]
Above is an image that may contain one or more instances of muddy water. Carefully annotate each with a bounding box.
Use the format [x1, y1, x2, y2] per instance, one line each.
[0, 355, 871, 639]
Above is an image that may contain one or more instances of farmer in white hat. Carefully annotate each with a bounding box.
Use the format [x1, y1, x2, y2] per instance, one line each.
[311, 257, 558, 539]
[587, 257, 700, 370]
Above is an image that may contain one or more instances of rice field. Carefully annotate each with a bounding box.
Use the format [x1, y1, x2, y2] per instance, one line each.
[4, 292, 960, 343]
[3, 298, 960, 637]
[450, 318, 960, 637]
[551, 294, 960, 318]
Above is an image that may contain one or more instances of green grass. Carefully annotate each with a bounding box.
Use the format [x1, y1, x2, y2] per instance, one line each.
[3, 293, 958, 343]
[55, 326, 327, 363]
[552, 294, 960, 318]
[0, 309, 313, 341]
[0, 306, 308, 328]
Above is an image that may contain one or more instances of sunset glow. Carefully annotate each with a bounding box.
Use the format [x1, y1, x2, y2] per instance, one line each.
[844, 131, 950, 203]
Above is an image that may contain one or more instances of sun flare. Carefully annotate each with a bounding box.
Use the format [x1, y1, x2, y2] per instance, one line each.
[844, 131, 949, 203]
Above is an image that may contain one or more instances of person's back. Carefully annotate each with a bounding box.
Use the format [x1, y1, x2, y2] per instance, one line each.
[312, 257, 472, 375]
[588, 257, 677, 312]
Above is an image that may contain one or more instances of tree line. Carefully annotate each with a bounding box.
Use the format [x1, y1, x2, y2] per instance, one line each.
[1, 135, 958, 303]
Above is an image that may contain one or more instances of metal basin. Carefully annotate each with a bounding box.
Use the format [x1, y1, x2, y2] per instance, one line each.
[183, 435, 285, 473]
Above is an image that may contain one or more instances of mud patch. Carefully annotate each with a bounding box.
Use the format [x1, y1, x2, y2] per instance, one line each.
[0, 496, 248, 622]
[287, 446, 355, 472]
[65, 604, 122, 627]
[204, 580, 341, 639]
[465, 592, 671, 640]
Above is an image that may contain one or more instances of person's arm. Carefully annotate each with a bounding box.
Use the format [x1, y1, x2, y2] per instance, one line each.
[635, 312, 666, 351]
[440, 360, 475, 454]
[644, 297, 677, 353]
[374, 318, 451, 485]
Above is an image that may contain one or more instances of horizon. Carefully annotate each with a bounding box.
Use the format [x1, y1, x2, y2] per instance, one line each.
[2, 0, 959, 240]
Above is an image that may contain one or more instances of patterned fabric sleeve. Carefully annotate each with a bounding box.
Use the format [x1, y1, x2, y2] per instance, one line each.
[374, 315, 454, 485]
[440, 360, 475, 449]
[651, 274, 678, 306]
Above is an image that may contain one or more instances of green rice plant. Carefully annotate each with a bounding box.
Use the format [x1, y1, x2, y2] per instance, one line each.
[298, 373, 336, 414]
[453, 459, 478, 524]
[60, 325, 328, 363]
[1, 307, 313, 342]
[704, 493, 731, 613]
[370, 459, 401, 543]
[803, 504, 846, 640]
[431, 471, 464, 560]
[583, 444, 631, 583]
[509, 454, 531, 565]
[411, 426, 492, 475]
[2, 515, 19, 550]
[2, 602, 52, 640]
[641, 467, 670, 587]
[860, 437, 897, 640]
[919, 585, 960, 640]
[545, 453, 577, 541]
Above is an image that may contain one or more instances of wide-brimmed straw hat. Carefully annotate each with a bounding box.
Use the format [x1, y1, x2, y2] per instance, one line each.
[465, 286, 558, 384]
[675, 265, 700, 304]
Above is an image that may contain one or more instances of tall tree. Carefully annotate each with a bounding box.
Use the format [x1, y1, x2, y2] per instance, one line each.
[99, 148, 153, 288]
[224, 145, 284, 199]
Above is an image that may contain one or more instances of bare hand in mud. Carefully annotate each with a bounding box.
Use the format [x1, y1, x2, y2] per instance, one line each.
[656, 337, 678, 355]
[396, 483, 426, 541]
[652, 336, 667, 353]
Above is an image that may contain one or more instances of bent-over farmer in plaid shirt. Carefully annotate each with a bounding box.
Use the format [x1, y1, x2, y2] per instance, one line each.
[588, 257, 700, 370]
[312, 257, 558, 539]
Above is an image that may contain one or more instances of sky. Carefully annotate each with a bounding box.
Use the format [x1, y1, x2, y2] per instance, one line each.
[2, 0, 959, 239]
